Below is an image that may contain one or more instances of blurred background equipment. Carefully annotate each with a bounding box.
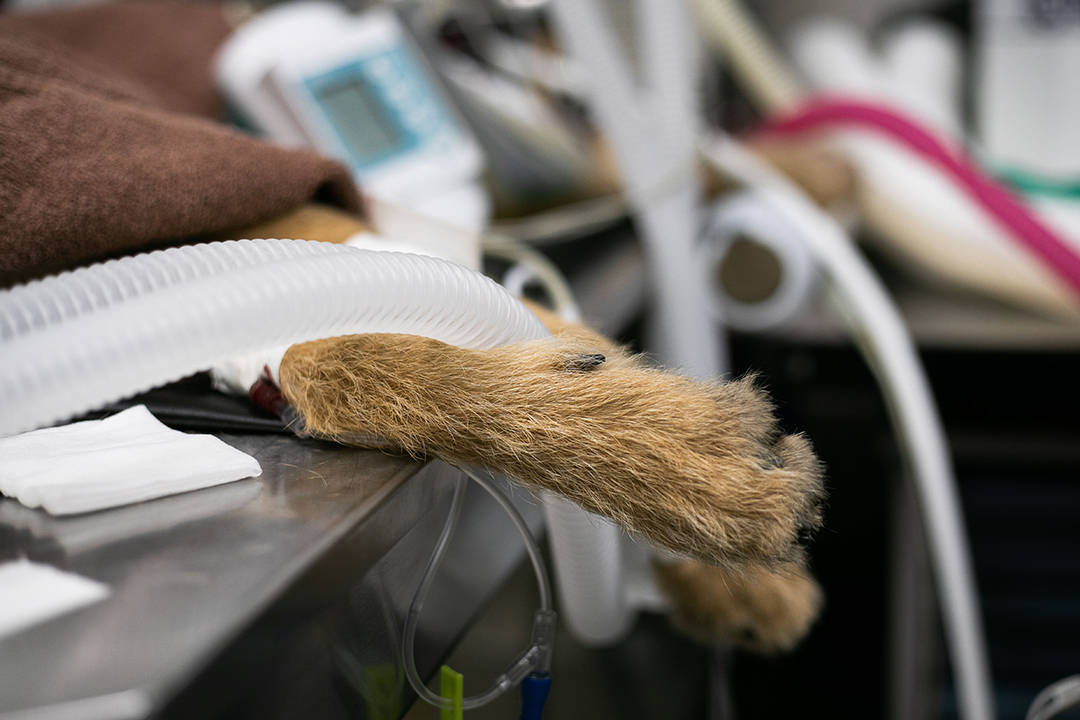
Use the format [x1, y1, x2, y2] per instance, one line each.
[216, 2, 490, 231]
[4, 0, 1080, 719]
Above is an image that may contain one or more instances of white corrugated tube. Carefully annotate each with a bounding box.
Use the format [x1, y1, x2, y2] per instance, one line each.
[0, 240, 547, 437]
[0, 238, 627, 647]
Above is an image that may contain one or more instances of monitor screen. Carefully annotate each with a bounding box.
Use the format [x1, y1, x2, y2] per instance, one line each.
[316, 76, 403, 165]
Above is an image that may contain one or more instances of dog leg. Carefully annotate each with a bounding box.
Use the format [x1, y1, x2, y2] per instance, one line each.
[279, 330, 824, 570]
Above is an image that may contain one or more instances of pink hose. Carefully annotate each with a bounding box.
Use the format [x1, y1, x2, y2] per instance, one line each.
[756, 97, 1080, 299]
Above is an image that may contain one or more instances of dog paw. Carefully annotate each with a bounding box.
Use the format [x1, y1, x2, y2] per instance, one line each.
[682, 375, 827, 568]
[535, 364, 827, 570]
[654, 559, 823, 653]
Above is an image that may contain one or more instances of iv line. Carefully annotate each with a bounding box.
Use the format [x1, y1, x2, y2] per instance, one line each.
[402, 465, 556, 711]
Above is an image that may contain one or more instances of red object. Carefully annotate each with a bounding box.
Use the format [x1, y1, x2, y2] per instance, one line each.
[248, 375, 288, 419]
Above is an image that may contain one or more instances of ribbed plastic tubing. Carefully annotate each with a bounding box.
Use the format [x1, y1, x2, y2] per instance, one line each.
[0, 239, 547, 437]
[543, 495, 633, 645]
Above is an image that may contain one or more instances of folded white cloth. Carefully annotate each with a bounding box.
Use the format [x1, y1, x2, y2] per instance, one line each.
[0, 559, 110, 641]
[0, 406, 262, 515]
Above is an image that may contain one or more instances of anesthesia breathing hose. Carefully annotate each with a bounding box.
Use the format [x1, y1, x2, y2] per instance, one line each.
[0, 240, 549, 437]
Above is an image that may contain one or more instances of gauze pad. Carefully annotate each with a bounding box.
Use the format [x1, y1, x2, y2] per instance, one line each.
[0, 406, 262, 515]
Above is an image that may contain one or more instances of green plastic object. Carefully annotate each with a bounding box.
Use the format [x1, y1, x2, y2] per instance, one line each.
[996, 165, 1080, 200]
[440, 665, 463, 720]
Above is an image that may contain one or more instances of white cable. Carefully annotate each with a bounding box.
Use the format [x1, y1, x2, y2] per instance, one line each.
[548, 0, 725, 379]
[488, 194, 628, 246]
[1027, 675, 1080, 720]
[483, 234, 583, 323]
[699, 133, 996, 720]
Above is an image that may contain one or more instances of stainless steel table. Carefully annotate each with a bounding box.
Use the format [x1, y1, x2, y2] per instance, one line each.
[0, 434, 543, 720]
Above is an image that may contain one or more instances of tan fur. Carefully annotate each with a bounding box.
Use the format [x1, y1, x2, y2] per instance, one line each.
[208, 202, 369, 245]
[654, 559, 823, 653]
[744, 137, 857, 208]
[279, 314, 825, 569]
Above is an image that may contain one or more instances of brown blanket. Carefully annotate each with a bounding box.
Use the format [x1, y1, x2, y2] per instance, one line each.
[0, 1, 361, 288]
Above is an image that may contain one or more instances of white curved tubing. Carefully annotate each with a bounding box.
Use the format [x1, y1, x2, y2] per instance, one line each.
[548, 0, 725, 379]
[0, 240, 547, 437]
[700, 190, 819, 331]
[0, 238, 338, 342]
[682, 1, 994, 712]
[543, 495, 634, 646]
[700, 135, 995, 720]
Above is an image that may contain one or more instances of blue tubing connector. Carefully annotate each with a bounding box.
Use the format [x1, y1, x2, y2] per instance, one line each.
[519, 672, 552, 720]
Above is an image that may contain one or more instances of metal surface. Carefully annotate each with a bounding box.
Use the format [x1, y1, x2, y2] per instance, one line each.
[0, 434, 544, 720]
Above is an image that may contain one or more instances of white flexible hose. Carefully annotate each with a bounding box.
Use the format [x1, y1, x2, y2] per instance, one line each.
[548, 0, 725, 379]
[0, 238, 335, 341]
[0, 240, 547, 437]
[700, 134, 995, 720]
[543, 495, 633, 645]
[688, 2, 995, 714]
[535, 0, 730, 648]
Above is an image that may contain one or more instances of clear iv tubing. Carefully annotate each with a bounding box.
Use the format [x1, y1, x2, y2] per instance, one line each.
[402, 466, 555, 711]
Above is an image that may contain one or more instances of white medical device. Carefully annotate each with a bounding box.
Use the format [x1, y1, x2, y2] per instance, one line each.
[215, 2, 487, 224]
